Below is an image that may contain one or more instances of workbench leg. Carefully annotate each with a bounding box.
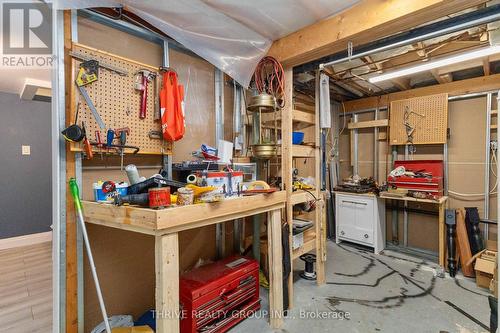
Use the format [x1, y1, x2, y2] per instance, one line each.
[315, 199, 326, 285]
[438, 203, 445, 268]
[267, 209, 284, 329]
[155, 233, 180, 333]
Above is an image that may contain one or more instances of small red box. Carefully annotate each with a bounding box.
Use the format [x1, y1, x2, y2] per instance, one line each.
[180, 256, 260, 333]
[388, 160, 444, 196]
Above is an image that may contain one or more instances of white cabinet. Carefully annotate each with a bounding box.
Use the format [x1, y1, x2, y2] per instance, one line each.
[335, 192, 385, 254]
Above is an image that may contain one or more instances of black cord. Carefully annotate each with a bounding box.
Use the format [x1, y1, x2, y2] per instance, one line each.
[302, 188, 319, 202]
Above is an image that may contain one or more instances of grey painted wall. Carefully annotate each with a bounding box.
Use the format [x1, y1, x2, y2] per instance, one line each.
[0, 91, 52, 239]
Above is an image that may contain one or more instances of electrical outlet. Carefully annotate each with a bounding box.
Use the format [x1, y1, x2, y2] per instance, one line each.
[21, 145, 31, 155]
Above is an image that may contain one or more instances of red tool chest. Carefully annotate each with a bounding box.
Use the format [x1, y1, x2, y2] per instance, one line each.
[180, 256, 260, 333]
[388, 160, 444, 196]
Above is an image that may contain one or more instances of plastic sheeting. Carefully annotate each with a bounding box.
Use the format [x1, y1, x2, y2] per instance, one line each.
[53, 0, 271, 87]
[52, 0, 359, 87]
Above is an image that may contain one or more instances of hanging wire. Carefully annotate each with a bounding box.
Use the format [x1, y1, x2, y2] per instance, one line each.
[253, 56, 286, 108]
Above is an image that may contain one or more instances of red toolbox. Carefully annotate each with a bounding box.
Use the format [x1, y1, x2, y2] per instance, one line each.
[388, 160, 444, 196]
[180, 256, 260, 333]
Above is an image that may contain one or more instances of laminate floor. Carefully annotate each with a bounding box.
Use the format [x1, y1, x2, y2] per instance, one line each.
[0, 242, 52, 333]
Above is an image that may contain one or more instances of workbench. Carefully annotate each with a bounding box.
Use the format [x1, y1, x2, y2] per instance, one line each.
[82, 191, 286, 332]
[379, 193, 448, 267]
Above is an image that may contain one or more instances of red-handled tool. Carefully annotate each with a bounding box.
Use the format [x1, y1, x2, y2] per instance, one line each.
[135, 70, 156, 119]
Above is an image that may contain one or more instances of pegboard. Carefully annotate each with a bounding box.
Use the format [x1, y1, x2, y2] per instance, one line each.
[389, 93, 448, 145]
[70, 43, 171, 155]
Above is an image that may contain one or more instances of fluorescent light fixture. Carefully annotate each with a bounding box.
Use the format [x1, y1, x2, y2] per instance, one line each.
[368, 45, 500, 83]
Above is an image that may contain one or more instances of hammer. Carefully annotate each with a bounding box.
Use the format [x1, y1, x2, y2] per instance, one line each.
[135, 69, 156, 119]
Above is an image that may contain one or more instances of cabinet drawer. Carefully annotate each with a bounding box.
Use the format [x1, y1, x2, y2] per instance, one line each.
[338, 224, 374, 246]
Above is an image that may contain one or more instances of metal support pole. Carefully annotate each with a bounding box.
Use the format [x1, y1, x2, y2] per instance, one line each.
[353, 114, 359, 176]
[484, 93, 492, 240]
[373, 108, 379, 181]
[52, 8, 66, 333]
[391, 146, 399, 244]
[214, 68, 225, 147]
[403, 145, 409, 247]
[161, 40, 173, 180]
[233, 219, 243, 253]
[214, 68, 225, 258]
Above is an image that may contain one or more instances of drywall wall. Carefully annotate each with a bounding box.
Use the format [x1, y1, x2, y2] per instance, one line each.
[0, 91, 52, 239]
[337, 96, 497, 253]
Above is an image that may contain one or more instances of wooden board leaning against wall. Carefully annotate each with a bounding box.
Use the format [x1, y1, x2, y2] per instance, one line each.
[337, 96, 497, 253]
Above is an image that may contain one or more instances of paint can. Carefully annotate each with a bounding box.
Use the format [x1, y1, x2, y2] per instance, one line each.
[148, 187, 170, 209]
[177, 187, 194, 206]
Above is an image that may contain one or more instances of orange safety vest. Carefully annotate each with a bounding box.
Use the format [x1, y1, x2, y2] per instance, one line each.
[160, 70, 185, 142]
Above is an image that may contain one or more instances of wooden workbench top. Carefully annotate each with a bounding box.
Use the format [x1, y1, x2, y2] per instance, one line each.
[82, 191, 286, 235]
[334, 191, 377, 197]
[379, 192, 448, 205]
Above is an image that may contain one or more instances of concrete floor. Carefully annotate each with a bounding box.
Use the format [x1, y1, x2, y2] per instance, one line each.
[235, 241, 492, 333]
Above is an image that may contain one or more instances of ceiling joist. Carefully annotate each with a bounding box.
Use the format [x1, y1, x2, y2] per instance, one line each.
[267, 0, 489, 67]
[343, 73, 500, 111]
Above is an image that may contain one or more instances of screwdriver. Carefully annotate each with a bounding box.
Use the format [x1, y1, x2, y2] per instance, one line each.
[106, 128, 114, 164]
[106, 128, 115, 148]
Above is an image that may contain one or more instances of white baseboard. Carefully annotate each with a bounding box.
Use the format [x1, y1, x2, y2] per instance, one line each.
[0, 231, 52, 251]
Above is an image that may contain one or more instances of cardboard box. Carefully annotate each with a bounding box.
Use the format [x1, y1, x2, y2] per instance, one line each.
[490, 256, 498, 297]
[475, 251, 497, 289]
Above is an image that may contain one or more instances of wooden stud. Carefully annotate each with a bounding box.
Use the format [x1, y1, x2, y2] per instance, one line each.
[483, 57, 491, 76]
[267, 209, 284, 329]
[64, 9, 78, 333]
[392, 77, 411, 91]
[347, 119, 388, 129]
[314, 72, 325, 286]
[281, 67, 294, 308]
[344, 73, 500, 112]
[431, 70, 452, 84]
[155, 233, 180, 333]
[267, 0, 487, 66]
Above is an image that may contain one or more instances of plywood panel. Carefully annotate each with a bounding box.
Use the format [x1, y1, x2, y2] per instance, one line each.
[79, 17, 162, 64]
[448, 97, 487, 163]
[390, 93, 448, 145]
[447, 97, 488, 218]
[170, 50, 216, 161]
[84, 225, 155, 332]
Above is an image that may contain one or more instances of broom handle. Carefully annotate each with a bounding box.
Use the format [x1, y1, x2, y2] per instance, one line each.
[70, 179, 111, 333]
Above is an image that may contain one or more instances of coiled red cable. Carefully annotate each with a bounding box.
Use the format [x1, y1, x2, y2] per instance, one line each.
[253, 56, 285, 108]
